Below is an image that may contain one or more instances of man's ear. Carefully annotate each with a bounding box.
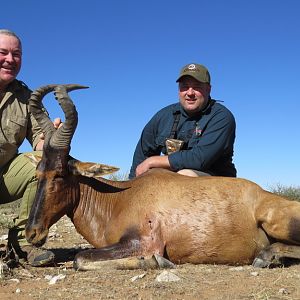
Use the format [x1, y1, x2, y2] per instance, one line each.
[68, 159, 119, 177]
[24, 153, 42, 167]
[207, 83, 211, 95]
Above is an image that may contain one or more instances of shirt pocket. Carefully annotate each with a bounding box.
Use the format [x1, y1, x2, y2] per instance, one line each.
[6, 116, 28, 145]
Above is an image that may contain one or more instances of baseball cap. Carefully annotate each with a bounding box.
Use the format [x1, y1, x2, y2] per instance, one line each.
[176, 63, 211, 84]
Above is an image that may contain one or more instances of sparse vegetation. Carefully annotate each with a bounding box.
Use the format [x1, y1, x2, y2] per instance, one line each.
[108, 172, 129, 181]
[269, 184, 300, 202]
[0, 201, 20, 230]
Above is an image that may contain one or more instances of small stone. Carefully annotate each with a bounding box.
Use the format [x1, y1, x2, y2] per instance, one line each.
[229, 266, 244, 271]
[278, 288, 289, 295]
[155, 270, 180, 282]
[130, 273, 146, 282]
[0, 234, 8, 241]
[48, 274, 66, 285]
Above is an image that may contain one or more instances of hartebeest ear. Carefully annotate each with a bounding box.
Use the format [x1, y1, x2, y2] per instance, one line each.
[68, 159, 119, 177]
[24, 153, 42, 167]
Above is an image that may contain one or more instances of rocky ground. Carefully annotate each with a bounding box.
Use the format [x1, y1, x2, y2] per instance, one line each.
[1, 215, 300, 300]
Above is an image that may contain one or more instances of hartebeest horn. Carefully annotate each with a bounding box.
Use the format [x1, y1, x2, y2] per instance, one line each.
[29, 84, 88, 149]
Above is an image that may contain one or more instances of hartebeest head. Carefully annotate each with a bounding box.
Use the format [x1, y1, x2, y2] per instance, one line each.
[25, 85, 118, 246]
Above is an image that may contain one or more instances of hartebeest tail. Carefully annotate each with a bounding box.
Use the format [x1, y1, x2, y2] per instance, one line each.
[25, 84, 300, 271]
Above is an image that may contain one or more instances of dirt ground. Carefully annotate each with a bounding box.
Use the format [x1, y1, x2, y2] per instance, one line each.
[1, 216, 300, 300]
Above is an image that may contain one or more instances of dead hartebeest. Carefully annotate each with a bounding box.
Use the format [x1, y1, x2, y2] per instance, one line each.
[25, 84, 300, 271]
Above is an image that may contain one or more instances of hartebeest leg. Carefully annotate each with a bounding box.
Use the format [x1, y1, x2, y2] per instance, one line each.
[257, 195, 300, 245]
[73, 237, 174, 271]
[74, 252, 175, 271]
[253, 242, 300, 268]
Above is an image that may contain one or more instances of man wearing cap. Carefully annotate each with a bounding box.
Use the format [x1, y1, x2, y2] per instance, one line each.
[129, 63, 236, 178]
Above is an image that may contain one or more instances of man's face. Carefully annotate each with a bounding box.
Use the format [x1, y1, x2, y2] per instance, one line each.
[0, 34, 22, 90]
[178, 76, 211, 116]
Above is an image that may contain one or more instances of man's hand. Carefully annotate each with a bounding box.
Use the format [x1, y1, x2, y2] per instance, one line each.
[52, 117, 62, 129]
[35, 118, 62, 150]
[135, 155, 171, 177]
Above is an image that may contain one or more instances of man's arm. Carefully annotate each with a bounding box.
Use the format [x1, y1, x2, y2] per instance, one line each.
[135, 155, 171, 177]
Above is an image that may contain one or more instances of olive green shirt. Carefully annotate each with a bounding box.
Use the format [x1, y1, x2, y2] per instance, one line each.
[0, 80, 43, 169]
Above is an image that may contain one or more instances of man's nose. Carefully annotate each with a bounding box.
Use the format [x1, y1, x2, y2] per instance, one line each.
[186, 87, 195, 95]
[5, 52, 14, 62]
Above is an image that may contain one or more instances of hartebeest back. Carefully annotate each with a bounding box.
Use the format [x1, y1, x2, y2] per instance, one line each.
[25, 85, 300, 270]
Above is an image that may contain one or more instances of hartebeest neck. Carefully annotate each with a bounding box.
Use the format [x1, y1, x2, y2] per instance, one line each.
[68, 177, 130, 247]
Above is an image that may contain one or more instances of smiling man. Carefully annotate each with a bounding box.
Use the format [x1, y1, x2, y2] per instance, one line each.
[0, 32, 22, 91]
[0, 29, 55, 267]
[129, 63, 237, 178]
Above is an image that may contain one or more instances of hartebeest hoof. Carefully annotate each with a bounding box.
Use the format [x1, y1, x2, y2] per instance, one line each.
[73, 254, 175, 271]
[252, 242, 300, 268]
[252, 257, 274, 268]
[152, 254, 176, 268]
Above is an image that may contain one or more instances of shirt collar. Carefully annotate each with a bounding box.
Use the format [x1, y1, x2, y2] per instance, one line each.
[6, 79, 22, 93]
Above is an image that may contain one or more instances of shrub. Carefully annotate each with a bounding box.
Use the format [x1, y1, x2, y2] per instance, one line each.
[269, 184, 300, 202]
[108, 172, 129, 181]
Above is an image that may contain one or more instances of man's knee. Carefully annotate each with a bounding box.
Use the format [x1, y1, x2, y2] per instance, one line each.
[13, 151, 41, 178]
[0, 151, 39, 204]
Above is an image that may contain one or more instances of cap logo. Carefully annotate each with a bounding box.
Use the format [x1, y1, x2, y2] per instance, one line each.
[188, 64, 196, 70]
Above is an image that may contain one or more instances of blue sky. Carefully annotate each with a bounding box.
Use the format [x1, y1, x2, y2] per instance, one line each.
[2, 0, 299, 189]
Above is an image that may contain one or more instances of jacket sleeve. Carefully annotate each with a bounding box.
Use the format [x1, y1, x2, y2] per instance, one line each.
[168, 108, 236, 171]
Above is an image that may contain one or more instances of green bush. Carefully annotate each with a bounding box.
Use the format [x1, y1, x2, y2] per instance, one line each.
[269, 184, 300, 202]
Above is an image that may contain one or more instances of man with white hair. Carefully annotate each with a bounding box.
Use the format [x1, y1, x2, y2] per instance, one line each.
[0, 29, 57, 266]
